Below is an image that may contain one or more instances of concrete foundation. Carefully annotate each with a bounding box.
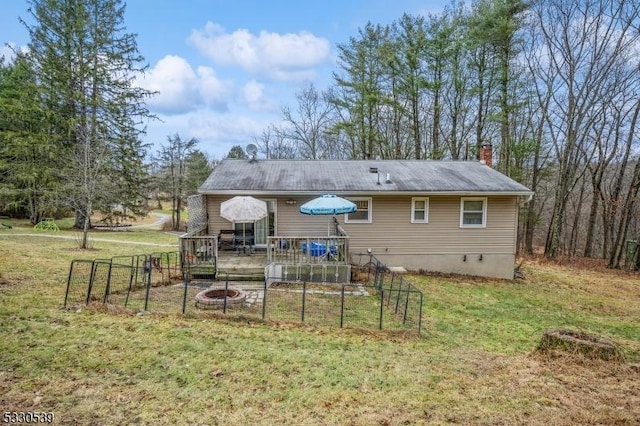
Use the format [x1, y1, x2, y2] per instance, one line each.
[368, 253, 517, 280]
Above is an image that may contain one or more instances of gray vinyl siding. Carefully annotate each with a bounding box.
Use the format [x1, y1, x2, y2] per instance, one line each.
[341, 195, 518, 255]
[206, 194, 518, 255]
[206, 195, 224, 233]
[206, 194, 334, 236]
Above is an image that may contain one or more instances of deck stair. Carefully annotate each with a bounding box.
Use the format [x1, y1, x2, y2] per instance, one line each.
[214, 251, 267, 282]
[216, 267, 265, 282]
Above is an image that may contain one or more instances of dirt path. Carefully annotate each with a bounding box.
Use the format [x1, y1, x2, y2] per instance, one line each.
[0, 233, 178, 247]
[0, 213, 178, 247]
[129, 212, 172, 230]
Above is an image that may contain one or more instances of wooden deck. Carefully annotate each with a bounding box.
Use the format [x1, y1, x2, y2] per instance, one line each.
[180, 234, 350, 283]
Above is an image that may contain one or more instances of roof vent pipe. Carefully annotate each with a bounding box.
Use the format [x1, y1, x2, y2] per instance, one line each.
[385, 173, 391, 184]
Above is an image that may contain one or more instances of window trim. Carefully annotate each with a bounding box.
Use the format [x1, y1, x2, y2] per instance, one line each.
[344, 197, 372, 223]
[460, 197, 487, 228]
[411, 197, 429, 223]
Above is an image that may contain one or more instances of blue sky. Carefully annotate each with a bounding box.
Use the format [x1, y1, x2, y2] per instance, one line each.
[1, 0, 446, 159]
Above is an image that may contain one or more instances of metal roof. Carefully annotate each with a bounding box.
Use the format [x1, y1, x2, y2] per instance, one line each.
[199, 159, 533, 195]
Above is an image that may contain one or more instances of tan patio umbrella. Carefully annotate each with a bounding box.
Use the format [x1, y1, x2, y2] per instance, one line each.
[220, 196, 268, 251]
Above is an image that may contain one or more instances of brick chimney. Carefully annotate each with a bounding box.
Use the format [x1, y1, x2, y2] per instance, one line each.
[479, 143, 493, 167]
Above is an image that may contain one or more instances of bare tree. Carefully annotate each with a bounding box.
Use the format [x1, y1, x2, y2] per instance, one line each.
[276, 84, 337, 159]
[254, 125, 297, 159]
[532, 0, 640, 258]
[607, 99, 640, 267]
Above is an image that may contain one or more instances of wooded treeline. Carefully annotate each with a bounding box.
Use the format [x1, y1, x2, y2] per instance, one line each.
[255, 0, 640, 267]
[0, 0, 212, 239]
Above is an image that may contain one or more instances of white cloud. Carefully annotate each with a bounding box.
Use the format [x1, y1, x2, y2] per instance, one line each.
[188, 22, 331, 81]
[0, 43, 29, 64]
[196, 65, 233, 106]
[141, 55, 233, 115]
[145, 109, 273, 159]
[241, 80, 278, 112]
[188, 111, 266, 143]
[0, 44, 15, 63]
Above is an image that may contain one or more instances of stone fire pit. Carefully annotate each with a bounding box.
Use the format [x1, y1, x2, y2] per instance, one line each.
[195, 287, 247, 308]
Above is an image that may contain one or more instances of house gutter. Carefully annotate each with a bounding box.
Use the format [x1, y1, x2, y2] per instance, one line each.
[519, 193, 534, 205]
[199, 190, 536, 197]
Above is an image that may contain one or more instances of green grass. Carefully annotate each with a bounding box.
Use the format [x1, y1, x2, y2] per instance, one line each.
[1, 232, 639, 425]
[1, 219, 178, 247]
[416, 276, 640, 358]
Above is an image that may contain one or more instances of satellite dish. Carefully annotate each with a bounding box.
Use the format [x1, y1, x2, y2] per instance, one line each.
[245, 143, 258, 161]
[246, 143, 258, 156]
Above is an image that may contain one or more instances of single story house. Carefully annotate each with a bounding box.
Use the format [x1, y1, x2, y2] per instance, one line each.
[196, 157, 533, 279]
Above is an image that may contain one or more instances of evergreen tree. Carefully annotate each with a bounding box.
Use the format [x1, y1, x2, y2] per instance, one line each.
[226, 145, 248, 159]
[185, 150, 213, 195]
[390, 14, 428, 159]
[155, 134, 198, 231]
[332, 23, 392, 159]
[468, 0, 529, 174]
[22, 0, 154, 247]
[0, 55, 60, 222]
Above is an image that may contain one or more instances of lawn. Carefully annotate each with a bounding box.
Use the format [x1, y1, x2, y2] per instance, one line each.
[0, 227, 638, 425]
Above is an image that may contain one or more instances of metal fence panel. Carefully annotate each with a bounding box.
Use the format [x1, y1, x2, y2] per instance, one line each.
[64, 260, 95, 307]
[263, 282, 304, 323]
[341, 284, 383, 330]
[88, 261, 111, 304]
[105, 263, 136, 306]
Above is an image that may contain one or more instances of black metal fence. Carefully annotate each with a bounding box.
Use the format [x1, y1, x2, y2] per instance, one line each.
[349, 253, 423, 332]
[64, 252, 423, 334]
[64, 252, 184, 312]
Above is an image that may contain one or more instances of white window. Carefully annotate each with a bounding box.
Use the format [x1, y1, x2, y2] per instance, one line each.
[411, 197, 429, 223]
[345, 197, 372, 223]
[460, 197, 487, 228]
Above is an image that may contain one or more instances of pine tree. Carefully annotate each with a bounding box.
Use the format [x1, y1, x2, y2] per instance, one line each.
[0, 55, 60, 222]
[22, 0, 155, 247]
[332, 23, 392, 159]
[155, 134, 199, 231]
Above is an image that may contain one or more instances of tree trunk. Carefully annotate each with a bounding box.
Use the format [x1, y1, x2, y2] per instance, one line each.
[475, 51, 486, 160]
[524, 132, 543, 254]
[81, 202, 91, 250]
[583, 190, 599, 258]
[607, 100, 640, 267]
[74, 209, 91, 230]
[568, 180, 586, 256]
[608, 160, 640, 268]
[498, 43, 511, 176]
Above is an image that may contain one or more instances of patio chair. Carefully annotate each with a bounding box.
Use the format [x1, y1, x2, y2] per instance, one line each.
[218, 229, 235, 251]
[234, 224, 255, 252]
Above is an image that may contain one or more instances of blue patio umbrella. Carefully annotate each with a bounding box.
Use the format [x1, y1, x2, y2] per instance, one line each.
[300, 194, 357, 235]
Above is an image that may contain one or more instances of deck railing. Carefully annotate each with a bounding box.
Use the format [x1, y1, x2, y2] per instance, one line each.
[179, 233, 218, 280]
[267, 236, 349, 265]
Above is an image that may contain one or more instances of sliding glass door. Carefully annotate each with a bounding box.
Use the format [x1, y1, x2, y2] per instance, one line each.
[254, 199, 276, 246]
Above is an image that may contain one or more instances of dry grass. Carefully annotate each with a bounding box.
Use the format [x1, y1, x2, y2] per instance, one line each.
[0, 235, 638, 425]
